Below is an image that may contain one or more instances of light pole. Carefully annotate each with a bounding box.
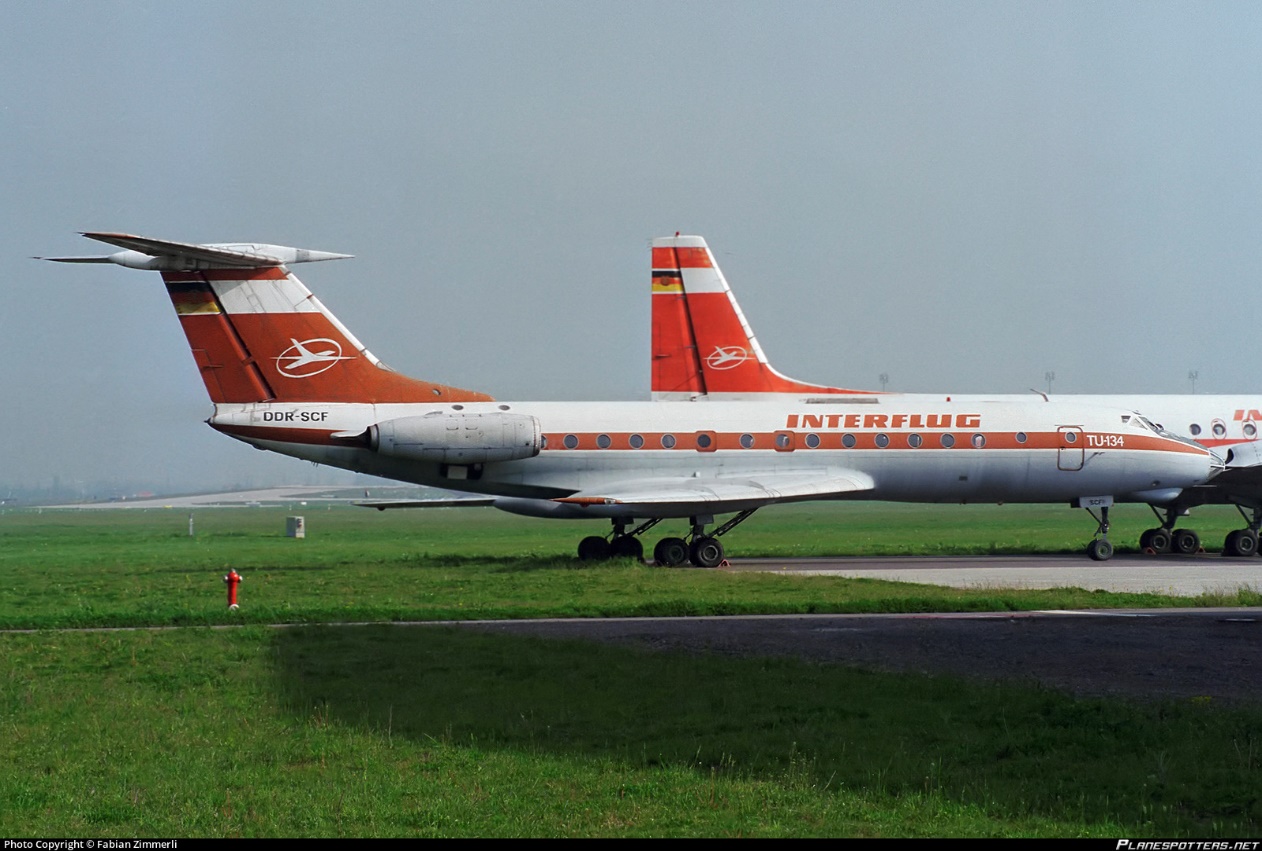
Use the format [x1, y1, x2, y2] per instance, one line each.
[1045, 371, 1055, 395]
[879, 373, 889, 392]
[1189, 370, 1198, 393]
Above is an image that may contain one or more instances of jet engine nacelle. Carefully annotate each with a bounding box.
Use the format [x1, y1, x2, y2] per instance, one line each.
[368, 412, 542, 464]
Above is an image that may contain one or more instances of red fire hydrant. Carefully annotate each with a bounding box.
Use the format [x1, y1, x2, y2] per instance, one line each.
[223, 569, 242, 610]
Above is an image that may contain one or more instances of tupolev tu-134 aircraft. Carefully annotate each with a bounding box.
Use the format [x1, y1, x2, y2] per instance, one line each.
[43, 232, 1221, 565]
[648, 234, 1262, 558]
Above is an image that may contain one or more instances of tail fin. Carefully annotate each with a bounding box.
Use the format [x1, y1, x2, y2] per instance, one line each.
[46, 233, 493, 405]
[650, 235, 876, 399]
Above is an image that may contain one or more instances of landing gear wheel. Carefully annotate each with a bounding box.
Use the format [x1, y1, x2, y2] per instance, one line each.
[653, 537, 689, 567]
[1087, 539, 1113, 561]
[577, 535, 611, 561]
[689, 536, 725, 568]
[1146, 529, 1172, 554]
[609, 535, 644, 561]
[1145, 527, 1171, 553]
[1172, 529, 1200, 555]
[1223, 529, 1258, 557]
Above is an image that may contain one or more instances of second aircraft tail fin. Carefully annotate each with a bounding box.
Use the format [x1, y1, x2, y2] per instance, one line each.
[650, 235, 877, 400]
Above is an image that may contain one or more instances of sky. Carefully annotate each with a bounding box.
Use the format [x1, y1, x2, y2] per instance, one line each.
[5, 1, 1262, 494]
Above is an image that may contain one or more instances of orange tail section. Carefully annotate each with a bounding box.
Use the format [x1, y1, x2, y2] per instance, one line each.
[650, 235, 877, 399]
[651, 241, 707, 399]
[163, 267, 492, 404]
[44, 232, 492, 405]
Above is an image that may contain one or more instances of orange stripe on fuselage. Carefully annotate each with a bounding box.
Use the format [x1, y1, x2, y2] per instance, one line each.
[538, 430, 1205, 454]
[211, 421, 1205, 460]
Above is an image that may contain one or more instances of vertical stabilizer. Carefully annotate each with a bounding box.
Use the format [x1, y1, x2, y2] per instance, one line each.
[45, 233, 494, 405]
[162, 266, 493, 404]
[650, 235, 876, 399]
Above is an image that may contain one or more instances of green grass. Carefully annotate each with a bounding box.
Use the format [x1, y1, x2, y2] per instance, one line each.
[3, 625, 1259, 837]
[2, 503, 1260, 630]
[1, 503, 1259, 836]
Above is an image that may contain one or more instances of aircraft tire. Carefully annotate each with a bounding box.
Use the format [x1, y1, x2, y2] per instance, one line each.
[689, 536, 725, 568]
[1145, 529, 1172, 554]
[1224, 529, 1258, 558]
[610, 535, 644, 561]
[1172, 529, 1200, 555]
[578, 535, 611, 560]
[1087, 539, 1113, 561]
[653, 537, 689, 567]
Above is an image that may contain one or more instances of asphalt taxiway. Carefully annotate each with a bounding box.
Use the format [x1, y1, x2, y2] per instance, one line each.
[725, 553, 1262, 596]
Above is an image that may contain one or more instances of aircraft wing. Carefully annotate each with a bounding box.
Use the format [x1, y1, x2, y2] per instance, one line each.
[356, 497, 498, 510]
[552, 468, 876, 511]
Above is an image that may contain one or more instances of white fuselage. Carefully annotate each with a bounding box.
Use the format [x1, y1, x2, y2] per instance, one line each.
[209, 395, 1216, 519]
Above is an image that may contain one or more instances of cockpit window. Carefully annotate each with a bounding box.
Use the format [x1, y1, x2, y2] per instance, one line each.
[1127, 414, 1172, 437]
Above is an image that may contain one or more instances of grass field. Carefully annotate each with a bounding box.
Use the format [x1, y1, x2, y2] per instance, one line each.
[1, 502, 1260, 836]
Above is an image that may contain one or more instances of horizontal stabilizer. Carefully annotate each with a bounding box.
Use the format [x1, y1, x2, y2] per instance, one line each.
[38, 232, 352, 271]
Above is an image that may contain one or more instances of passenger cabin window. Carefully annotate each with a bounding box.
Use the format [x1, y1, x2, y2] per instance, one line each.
[563, 434, 579, 449]
[661, 434, 676, 449]
[805, 433, 821, 448]
[740, 433, 755, 449]
[629, 434, 644, 449]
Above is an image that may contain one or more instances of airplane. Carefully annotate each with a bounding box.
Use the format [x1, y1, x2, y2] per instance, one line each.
[649, 234, 1262, 557]
[41, 232, 1220, 565]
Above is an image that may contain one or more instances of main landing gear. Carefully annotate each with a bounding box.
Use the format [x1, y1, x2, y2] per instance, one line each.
[1221, 505, 1262, 558]
[1117, 503, 1261, 557]
[653, 511, 759, 568]
[574, 511, 759, 568]
[577, 518, 662, 562]
[1137, 505, 1202, 555]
